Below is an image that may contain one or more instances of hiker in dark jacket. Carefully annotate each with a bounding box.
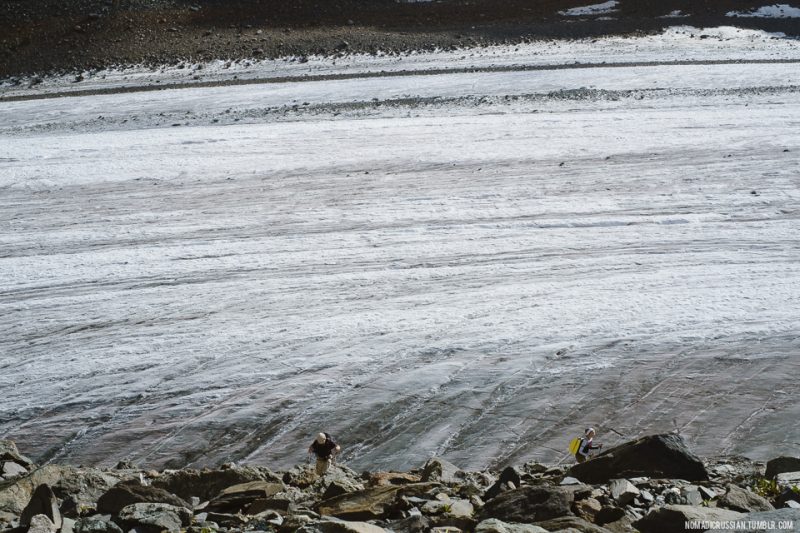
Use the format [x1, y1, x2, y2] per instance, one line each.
[575, 427, 602, 463]
[308, 432, 341, 475]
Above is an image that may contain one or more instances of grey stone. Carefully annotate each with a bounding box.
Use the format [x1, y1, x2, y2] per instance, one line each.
[777, 488, 800, 508]
[698, 486, 717, 501]
[2, 462, 28, 479]
[594, 507, 625, 526]
[74, 515, 123, 533]
[560, 477, 581, 486]
[639, 490, 654, 504]
[422, 458, 462, 484]
[0, 441, 33, 468]
[480, 485, 574, 523]
[609, 480, 639, 505]
[718, 485, 774, 513]
[304, 519, 390, 533]
[205, 480, 285, 513]
[569, 434, 708, 484]
[776, 472, 800, 485]
[634, 505, 745, 533]
[573, 498, 601, 522]
[117, 503, 192, 533]
[786, 501, 800, 509]
[534, 516, 614, 533]
[475, 518, 548, 533]
[498, 467, 522, 488]
[152, 465, 278, 501]
[317, 483, 437, 521]
[447, 499, 474, 518]
[20, 485, 61, 529]
[61, 517, 76, 533]
[0, 465, 73, 515]
[322, 479, 362, 501]
[385, 514, 430, 533]
[682, 487, 703, 506]
[28, 515, 57, 533]
[96, 483, 190, 516]
[766, 457, 800, 480]
[707, 508, 800, 533]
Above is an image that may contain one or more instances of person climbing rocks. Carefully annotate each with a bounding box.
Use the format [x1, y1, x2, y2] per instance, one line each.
[575, 427, 602, 463]
[308, 432, 341, 475]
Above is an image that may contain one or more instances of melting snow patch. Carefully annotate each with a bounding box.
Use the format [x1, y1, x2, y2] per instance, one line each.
[559, 1, 619, 17]
[727, 4, 800, 18]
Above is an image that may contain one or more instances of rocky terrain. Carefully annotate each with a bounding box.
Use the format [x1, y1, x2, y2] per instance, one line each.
[2, 436, 800, 533]
[3, 0, 800, 77]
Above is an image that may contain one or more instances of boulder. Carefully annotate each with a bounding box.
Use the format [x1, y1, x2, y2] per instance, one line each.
[323, 479, 363, 500]
[318, 483, 436, 521]
[283, 464, 320, 488]
[697, 486, 717, 501]
[20, 485, 61, 529]
[117, 503, 191, 533]
[776, 488, 800, 508]
[594, 507, 626, 526]
[717, 485, 774, 513]
[765, 457, 800, 480]
[385, 514, 430, 533]
[609, 480, 639, 505]
[422, 458, 462, 484]
[449, 499, 475, 518]
[484, 481, 515, 502]
[244, 487, 306, 514]
[0, 510, 18, 526]
[52, 469, 121, 511]
[776, 472, 800, 486]
[475, 518, 548, 533]
[367, 472, 421, 487]
[2, 462, 28, 479]
[27, 515, 57, 533]
[0, 465, 73, 515]
[205, 480, 285, 513]
[534, 516, 614, 533]
[634, 504, 745, 533]
[568, 434, 708, 484]
[682, 487, 703, 506]
[480, 486, 574, 523]
[573, 497, 602, 522]
[61, 517, 76, 533]
[204, 511, 248, 528]
[74, 515, 124, 533]
[0, 441, 32, 468]
[297, 518, 390, 533]
[96, 483, 189, 515]
[498, 467, 522, 488]
[707, 508, 800, 533]
[151, 465, 277, 501]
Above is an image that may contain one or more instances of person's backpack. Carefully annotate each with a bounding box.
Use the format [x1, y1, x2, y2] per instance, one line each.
[568, 437, 584, 455]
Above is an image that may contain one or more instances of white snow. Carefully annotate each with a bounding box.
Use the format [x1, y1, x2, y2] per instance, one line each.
[660, 10, 690, 19]
[559, 1, 619, 17]
[1, 28, 800, 471]
[3, 26, 798, 100]
[727, 4, 800, 18]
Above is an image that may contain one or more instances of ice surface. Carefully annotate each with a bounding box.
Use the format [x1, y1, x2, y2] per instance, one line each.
[728, 4, 800, 18]
[1, 28, 799, 471]
[559, 1, 619, 17]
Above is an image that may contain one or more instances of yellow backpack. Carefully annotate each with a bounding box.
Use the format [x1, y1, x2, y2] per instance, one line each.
[568, 437, 584, 455]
